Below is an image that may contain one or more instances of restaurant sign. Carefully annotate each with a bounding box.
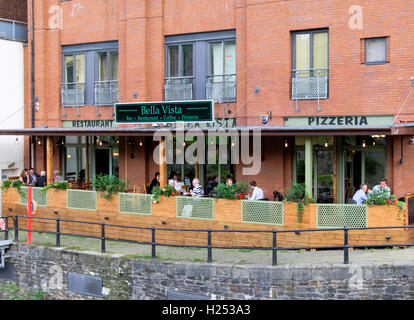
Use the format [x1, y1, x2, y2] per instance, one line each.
[115, 100, 214, 124]
[63, 120, 117, 128]
[284, 115, 394, 127]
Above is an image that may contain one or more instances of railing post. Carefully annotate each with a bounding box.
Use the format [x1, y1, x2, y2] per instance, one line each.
[56, 218, 61, 247]
[14, 215, 18, 242]
[4, 216, 8, 240]
[272, 229, 277, 266]
[101, 223, 105, 253]
[151, 227, 156, 259]
[207, 229, 212, 263]
[344, 227, 349, 264]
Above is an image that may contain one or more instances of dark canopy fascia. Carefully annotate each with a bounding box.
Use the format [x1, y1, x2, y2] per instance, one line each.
[0, 125, 392, 136]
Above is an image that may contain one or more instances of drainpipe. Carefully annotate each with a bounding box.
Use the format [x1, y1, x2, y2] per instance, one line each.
[30, 0, 35, 168]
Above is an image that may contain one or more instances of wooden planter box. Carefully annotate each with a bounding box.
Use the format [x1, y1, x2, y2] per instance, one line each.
[2, 188, 412, 249]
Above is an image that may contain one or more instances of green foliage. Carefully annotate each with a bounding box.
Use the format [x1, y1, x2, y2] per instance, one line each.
[0, 283, 44, 300]
[284, 184, 315, 223]
[12, 180, 23, 193]
[42, 180, 68, 193]
[318, 174, 333, 186]
[365, 188, 406, 212]
[214, 181, 250, 200]
[151, 185, 176, 202]
[284, 183, 306, 202]
[0, 180, 12, 192]
[93, 174, 127, 200]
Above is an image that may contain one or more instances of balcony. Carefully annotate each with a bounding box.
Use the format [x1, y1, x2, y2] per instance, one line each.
[94, 80, 118, 106]
[61, 83, 85, 107]
[164, 76, 194, 101]
[291, 69, 329, 100]
[206, 74, 236, 103]
[0, 18, 27, 42]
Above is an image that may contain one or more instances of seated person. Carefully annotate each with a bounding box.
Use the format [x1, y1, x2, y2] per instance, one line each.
[174, 174, 184, 193]
[190, 178, 204, 197]
[205, 175, 218, 197]
[226, 174, 234, 186]
[352, 184, 368, 204]
[35, 171, 47, 187]
[371, 179, 391, 195]
[147, 172, 160, 194]
[248, 181, 264, 200]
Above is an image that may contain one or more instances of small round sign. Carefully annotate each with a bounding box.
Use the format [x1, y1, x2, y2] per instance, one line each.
[27, 199, 37, 216]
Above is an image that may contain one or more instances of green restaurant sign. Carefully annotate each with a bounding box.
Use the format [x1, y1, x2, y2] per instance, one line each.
[115, 100, 214, 124]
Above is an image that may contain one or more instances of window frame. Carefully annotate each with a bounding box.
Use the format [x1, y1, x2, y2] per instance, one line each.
[207, 40, 237, 77]
[63, 52, 86, 85]
[291, 28, 329, 72]
[165, 42, 195, 78]
[61, 41, 118, 106]
[364, 37, 388, 65]
[164, 30, 236, 101]
[95, 49, 119, 82]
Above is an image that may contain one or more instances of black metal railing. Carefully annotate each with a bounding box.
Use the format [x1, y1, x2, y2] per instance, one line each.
[2, 214, 414, 266]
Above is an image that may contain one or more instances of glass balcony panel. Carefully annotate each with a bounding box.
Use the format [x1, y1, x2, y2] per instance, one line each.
[164, 77, 194, 101]
[206, 74, 236, 102]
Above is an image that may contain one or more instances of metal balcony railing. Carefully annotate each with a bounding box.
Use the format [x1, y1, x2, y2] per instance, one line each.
[206, 74, 236, 103]
[164, 76, 194, 101]
[0, 18, 27, 41]
[291, 68, 329, 100]
[61, 82, 85, 107]
[94, 80, 118, 106]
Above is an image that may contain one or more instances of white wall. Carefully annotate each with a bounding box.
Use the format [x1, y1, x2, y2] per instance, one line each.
[0, 39, 24, 179]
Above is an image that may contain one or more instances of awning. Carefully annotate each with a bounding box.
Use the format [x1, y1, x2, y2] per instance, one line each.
[0, 125, 392, 136]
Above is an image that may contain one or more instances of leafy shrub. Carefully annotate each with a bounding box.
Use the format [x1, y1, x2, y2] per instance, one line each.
[0, 180, 12, 192]
[284, 183, 315, 223]
[151, 185, 177, 202]
[365, 188, 406, 212]
[214, 181, 250, 200]
[42, 180, 68, 193]
[93, 174, 127, 200]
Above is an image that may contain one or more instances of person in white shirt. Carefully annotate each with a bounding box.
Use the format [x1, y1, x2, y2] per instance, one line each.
[248, 181, 264, 200]
[371, 179, 391, 196]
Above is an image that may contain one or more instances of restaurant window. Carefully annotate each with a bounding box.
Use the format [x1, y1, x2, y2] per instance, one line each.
[365, 37, 388, 65]
[292, 29, 328, 100]
[164, 30, 236, 102]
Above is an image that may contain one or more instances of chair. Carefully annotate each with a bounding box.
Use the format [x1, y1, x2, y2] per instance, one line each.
[133, 185, 141, 193]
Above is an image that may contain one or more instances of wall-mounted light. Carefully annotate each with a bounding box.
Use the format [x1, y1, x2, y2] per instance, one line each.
[352, 150, 355, 155]
[99, 140, 103, 146]
[231, 141, 235, 147]
[362, 140, 366, 148]
[139, 139, 143, 147]
[284, 140, 288, 148]
[324, 140, 328, 148]
[373, 141, 376, 146]
[67, 154, 72, 159]
[15, 137, 19, 145]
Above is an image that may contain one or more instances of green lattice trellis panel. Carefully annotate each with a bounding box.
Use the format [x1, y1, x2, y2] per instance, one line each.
[67, 189, 97, 211]
[118, 193, 152, 215]
[176, 196, 214, 220]
[19, 187, 47, 207]
[241, 200, 284, 226]
[316, 204, 368, 228]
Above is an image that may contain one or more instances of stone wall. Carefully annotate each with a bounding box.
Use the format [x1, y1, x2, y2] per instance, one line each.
[1, 243, 414, 300]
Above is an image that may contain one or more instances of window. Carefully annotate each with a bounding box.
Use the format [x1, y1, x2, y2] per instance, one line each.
[62, 53, 86, 107]
[165, 44, 194, 101]
[96, 50, 119, 106]
[365, 37, 387, 65]
[207, 41, 236, 102]
[61, 41, 118, 108]
[165, 30, 236, 102]
[292, 29, 328, 100]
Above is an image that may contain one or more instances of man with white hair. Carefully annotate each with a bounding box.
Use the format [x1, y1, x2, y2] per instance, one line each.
[190, 178, 204, 197]
[35, 171, 47, 187]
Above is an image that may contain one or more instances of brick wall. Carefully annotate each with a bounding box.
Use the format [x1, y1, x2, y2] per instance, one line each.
[2, 243, 414, 300]
[0, 0, 27, 22]
[24, 0, 414, 196]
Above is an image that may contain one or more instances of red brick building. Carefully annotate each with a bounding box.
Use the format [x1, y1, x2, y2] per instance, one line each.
[7, 0, 414, 203]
